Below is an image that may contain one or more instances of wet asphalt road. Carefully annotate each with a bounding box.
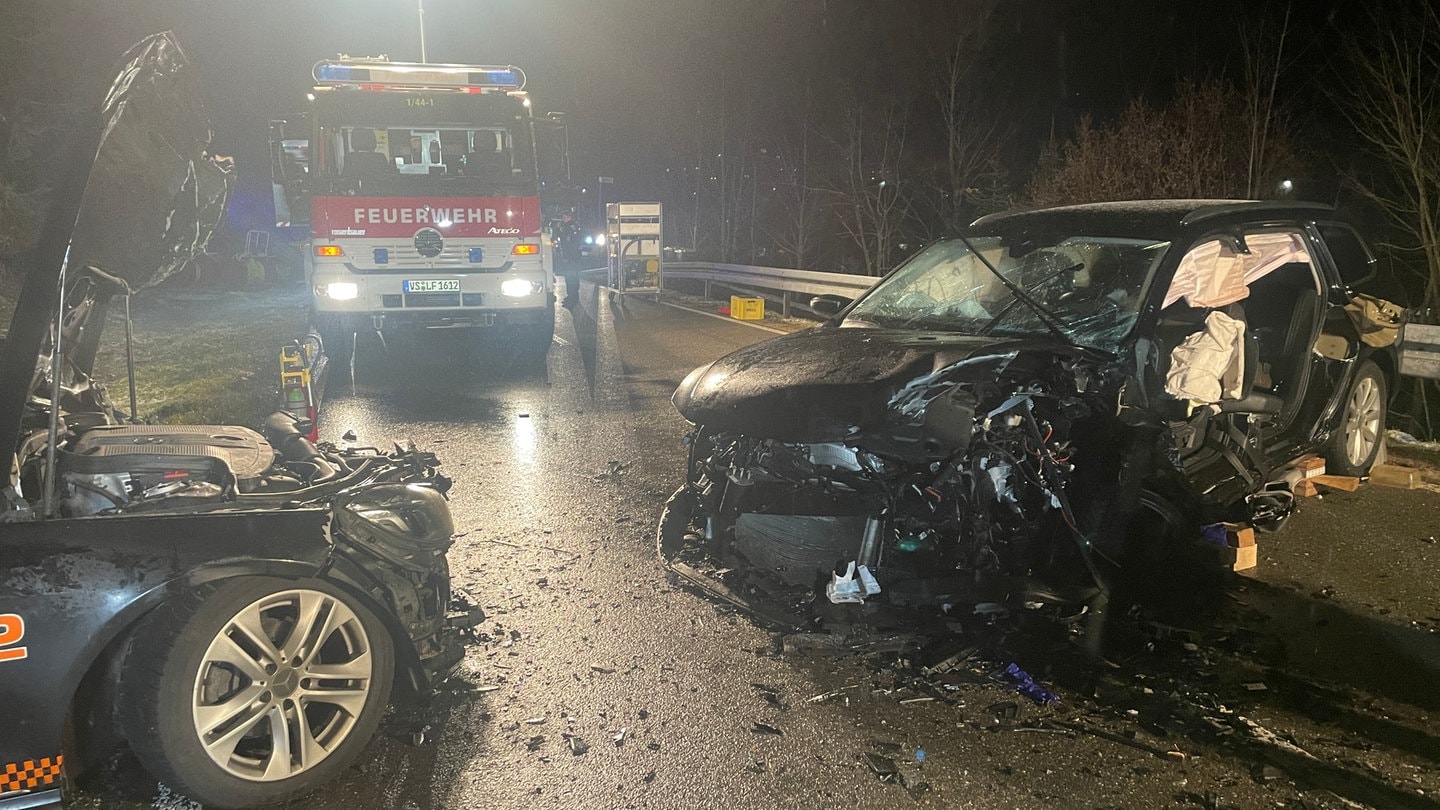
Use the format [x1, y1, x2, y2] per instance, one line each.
[76, 277, 1440, 809]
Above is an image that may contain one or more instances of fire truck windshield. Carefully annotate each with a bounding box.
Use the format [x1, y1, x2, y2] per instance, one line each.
[312, 92, 536, 198]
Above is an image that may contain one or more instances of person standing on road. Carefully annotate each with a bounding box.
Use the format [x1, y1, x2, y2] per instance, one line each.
[556, 210, 584, 307]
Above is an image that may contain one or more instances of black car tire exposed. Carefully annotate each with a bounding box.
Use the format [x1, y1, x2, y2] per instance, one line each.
[1324, 359, 1387, 477]
[118, 576, 395, 809]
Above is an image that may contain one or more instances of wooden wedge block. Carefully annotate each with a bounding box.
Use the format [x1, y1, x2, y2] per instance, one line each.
[1310, 474, 1360, 492]
[1369, 464, 1419, 490]
[1293, 479, 1319, 497]
[1293, 455, 1326, 478]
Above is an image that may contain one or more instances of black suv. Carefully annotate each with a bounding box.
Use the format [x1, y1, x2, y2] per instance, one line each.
[662, 199, 1401, 623]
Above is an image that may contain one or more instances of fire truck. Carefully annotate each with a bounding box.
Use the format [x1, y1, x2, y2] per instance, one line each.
[270, 58, 554, 359]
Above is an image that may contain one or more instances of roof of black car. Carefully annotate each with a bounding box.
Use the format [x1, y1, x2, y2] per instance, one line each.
[969, 199, 1336, 238]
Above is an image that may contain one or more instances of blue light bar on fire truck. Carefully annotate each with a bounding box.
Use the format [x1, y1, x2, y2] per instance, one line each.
[312, 59, 526, 92]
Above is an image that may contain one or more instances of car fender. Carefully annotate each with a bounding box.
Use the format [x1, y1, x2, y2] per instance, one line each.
[0, 508, 333, 788]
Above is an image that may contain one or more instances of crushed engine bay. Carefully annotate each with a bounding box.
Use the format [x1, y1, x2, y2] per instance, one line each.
[661, 342, 1133, 631]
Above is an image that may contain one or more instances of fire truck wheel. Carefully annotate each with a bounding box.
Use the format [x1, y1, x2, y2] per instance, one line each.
[119, 577, 395, 808]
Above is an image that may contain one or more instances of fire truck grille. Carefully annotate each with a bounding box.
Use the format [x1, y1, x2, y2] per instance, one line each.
[404, 293, 462, 307]
[413, 228, 444, 258]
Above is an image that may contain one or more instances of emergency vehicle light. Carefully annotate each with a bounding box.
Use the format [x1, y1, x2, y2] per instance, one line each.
[313, 59, 526, 92]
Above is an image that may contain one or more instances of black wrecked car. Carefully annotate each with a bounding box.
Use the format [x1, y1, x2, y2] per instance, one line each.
[0, 35, 469, 809]
[661, 200, 1402, 627]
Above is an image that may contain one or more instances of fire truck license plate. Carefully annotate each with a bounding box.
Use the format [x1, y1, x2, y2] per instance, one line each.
[404, 279, 461, 293]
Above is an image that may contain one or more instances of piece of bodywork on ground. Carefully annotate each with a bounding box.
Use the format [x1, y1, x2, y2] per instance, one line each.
[0, 33, 472, 810]
[659, 200, 1403, 636]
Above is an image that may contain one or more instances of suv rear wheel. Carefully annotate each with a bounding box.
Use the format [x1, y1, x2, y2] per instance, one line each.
[1324, 359, 1386, 476]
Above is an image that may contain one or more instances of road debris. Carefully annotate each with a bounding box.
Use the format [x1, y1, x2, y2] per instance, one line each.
[1000, 663, 1059, 705]
[751, 722, 784, 735]
[807, 685, 858, 704]
[1054, 719, 1183, 760]
[863, 752, 898, 781]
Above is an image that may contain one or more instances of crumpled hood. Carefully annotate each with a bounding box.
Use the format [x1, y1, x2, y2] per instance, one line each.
[70, 31, 232, 292]
[0, 32, 232, 471]
[673, 326, 1076, 443]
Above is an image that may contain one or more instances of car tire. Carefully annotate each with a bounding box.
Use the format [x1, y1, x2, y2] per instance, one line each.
[1324, 359, 1387, 477]
[119, 577, 395, 809]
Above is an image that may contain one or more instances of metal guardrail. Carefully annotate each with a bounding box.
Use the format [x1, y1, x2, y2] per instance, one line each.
[661, 262, 879, 317]
[1401, 323, 1440, 379]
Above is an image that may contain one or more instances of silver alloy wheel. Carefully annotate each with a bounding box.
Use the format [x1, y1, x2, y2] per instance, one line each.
[191, 588, 375, 781]
[1343, 374, 1383, 468]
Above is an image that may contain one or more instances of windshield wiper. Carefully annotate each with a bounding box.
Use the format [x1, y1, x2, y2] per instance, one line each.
[956, 233, 1072, 342]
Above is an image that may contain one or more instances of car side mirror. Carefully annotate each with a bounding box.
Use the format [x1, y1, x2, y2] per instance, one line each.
[810, 295, 851, 317]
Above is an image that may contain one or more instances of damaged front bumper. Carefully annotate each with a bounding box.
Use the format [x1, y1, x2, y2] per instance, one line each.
[658, 385, 1113, 631]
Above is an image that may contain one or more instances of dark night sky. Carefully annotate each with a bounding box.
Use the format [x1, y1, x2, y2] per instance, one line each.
[2, 0, 1391, 232]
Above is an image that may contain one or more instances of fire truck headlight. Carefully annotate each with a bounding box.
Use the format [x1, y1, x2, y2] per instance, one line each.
[501, 278, 539, 297]
[324, 282, 360, 300]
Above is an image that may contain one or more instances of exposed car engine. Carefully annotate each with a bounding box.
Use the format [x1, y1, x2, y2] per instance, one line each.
[665, 348, 1119, 623]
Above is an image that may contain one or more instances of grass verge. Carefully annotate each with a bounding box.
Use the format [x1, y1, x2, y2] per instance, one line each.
[95, 287, 310, 426]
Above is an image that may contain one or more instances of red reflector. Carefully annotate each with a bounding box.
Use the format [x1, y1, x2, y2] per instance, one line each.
[163, 471, 188, 480]
[512, 244, 539, 255]
[316, 245, 343, 258]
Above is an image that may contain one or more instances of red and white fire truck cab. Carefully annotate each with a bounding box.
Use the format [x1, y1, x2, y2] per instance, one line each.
[273, 58, 555, 359]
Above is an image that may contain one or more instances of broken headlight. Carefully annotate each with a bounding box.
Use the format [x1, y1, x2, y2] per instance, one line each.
[335, 483, 455, 570]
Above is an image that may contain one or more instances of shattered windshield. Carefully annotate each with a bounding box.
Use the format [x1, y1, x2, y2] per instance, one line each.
[844, 235, 1168, 348]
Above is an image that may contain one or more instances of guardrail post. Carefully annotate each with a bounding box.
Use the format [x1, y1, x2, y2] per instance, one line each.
[704, 279, 712, 299]
[781, 291, 790, 318]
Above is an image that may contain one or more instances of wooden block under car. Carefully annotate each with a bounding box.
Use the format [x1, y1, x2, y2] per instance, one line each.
[1293, 455, 1326, 478]
[1205, 523, 1258, 572]
[1368, 464, 1420, 490]
[1293, 478, 1320, 497]
[1310, 474, 1360, 492]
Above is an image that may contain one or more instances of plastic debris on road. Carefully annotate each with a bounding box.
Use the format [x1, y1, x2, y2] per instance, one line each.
[1002, 662, 1059, 705]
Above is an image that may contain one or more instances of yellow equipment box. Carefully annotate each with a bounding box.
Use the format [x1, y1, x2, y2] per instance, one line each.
[730, 296, 765, 320]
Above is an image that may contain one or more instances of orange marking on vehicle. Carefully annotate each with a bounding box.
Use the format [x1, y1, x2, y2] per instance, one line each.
[0, 614, 25, 663]
[0, 754, 62, 792]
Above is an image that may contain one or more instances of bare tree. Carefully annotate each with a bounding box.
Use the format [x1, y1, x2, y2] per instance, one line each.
[707, 100, 760, 263]
[766, 131, 826, 269]
[1335, 4, 1440, 318]
[1027, 80, 1304, 205]
[1240, 3, 1296, 198]
[934, 9, 1008, 231]
[829, 104, 911, 275]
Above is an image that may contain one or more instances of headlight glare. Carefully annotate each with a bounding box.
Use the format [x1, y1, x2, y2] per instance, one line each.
[501, 278, 537, 297]
[326, 282, 359, 300]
